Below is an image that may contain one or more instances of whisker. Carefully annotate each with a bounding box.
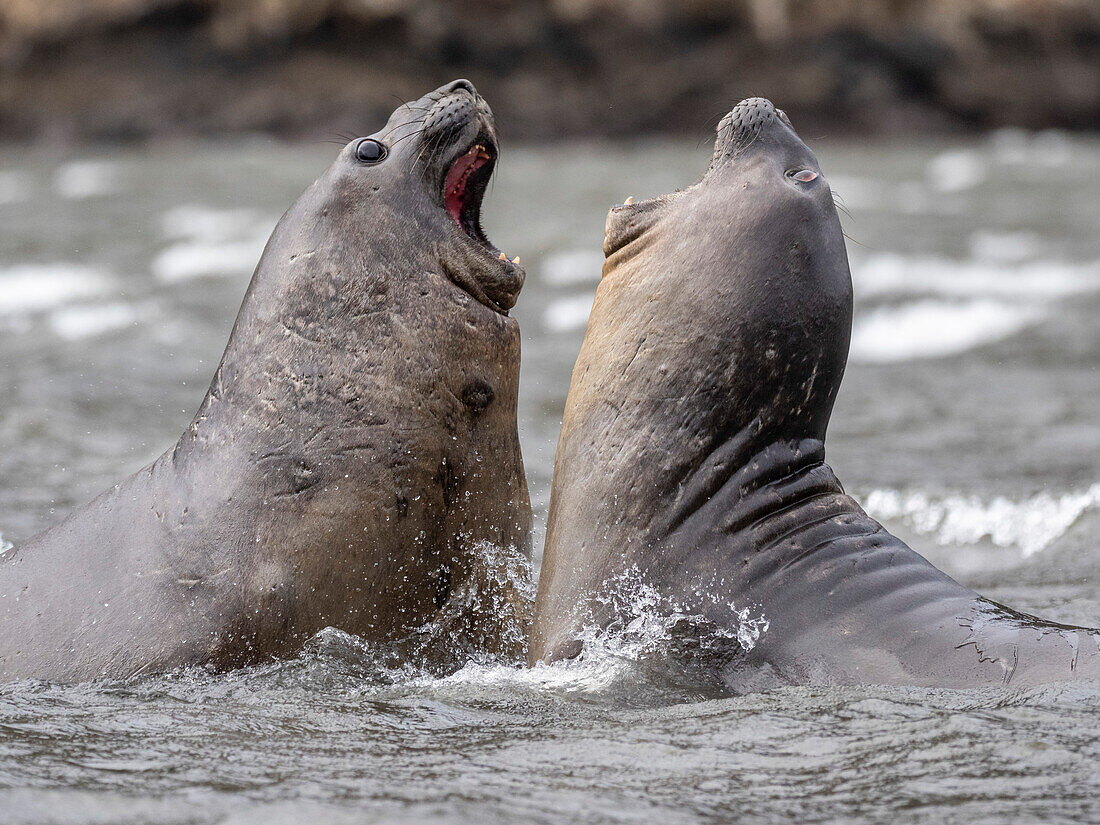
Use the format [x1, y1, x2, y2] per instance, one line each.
[387, 93, 426, 115]
[384, 120, 428, 150]
[326, 131, 359, 145]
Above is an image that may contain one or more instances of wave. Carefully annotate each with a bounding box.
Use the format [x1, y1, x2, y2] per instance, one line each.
[967, 230, 1045, 265]
[540, 249, 603, 286]
[152, 239, 267, 283]
[829, 131, 1077, 214]
[863, 484, 1100, 558]
[543, 293, 594, 332]
[988, 127, 1074, 168]
[828, 174, 960, 215]
[926, 148, 986, 193]
[160, 204, 272, 243]
[848, 250, 1100, 362]
[48, 302, 142, 340]
[153, 204, 277, 282]
[849, 298, 1041, 363]
[0, 263, 107, 315]
[851, 253, 1100, 301]
[53, 160, 119, 200]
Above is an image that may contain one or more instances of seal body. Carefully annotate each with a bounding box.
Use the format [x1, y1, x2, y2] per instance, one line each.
[529, 98, 1100, 689]
[1, 80, 532, 682]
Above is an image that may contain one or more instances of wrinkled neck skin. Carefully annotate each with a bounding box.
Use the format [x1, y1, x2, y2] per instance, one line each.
[530, 105, 1100, 689]
[173, 168, 528, 578]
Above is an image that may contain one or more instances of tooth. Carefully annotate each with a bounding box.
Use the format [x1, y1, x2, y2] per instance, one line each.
[499, 253, 507, 260]
[512, 256, 520, 264]
[624, 196, 634, 205]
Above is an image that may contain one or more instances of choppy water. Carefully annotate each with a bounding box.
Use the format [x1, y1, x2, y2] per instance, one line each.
[1, 130, 1099, 823]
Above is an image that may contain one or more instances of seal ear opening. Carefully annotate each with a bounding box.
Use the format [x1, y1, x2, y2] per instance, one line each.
[603, 197, 668, 260]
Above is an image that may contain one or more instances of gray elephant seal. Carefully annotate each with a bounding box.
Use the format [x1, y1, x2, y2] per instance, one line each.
[529, 97, 1100, 690]
[1, 80, 532, 682]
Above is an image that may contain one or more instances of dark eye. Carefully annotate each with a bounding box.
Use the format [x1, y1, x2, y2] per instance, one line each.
[355, 139, 387, 164]
[789, 168, 818, 183]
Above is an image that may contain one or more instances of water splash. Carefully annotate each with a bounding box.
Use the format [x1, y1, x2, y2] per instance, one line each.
[568, 566, 770, 688]
[403, 539, 535, 670]
[243, 562, 770, 702]
[864, 484, 1100, 557]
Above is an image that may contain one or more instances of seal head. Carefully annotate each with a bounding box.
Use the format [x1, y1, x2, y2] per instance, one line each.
[319, 78, 524, 313]
[602, 96, 852, 446]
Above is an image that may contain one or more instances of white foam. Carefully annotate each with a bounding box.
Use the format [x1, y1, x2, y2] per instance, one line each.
[160, 204, 271, 243]
[543, 294, 594, 332]
[152, 238, 266, 283]
[152, 204, 276, 283]
[48, 302, 140, 340]
[864, 484, 1100, 557]
[926, 148, 985, 193]
[852, 254, 1100, 301]
[850, 299, 1040, 363]
[828, 175, 941, 215]
[540, 249, 604, 286]
[0, 170, 32, 205]
[0, 263, 107, 315]
[1031, 130, 1074, 166]
[0, 532, 13, 559]
[988, 128, 1074, 168]
[430, 566, 770, 697]
[968, 230, 1044, 265]
[577, 565, 769, 657]
[54, 160, 118, 199]
[430, 645, 631, 695]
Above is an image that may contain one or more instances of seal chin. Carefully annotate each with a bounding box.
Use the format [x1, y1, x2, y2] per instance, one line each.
[438, 134, 525, 314]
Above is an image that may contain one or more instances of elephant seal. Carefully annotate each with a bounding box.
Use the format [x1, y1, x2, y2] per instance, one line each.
[529, 97, 1100, 690]
[1, 79, 532, 682]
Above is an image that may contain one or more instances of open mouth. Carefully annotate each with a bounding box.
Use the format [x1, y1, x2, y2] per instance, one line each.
[444, 140, 506, 255]
[438, 135, 524, 314]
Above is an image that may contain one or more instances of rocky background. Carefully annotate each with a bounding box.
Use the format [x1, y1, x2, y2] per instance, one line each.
[0, 0, 1098, 142]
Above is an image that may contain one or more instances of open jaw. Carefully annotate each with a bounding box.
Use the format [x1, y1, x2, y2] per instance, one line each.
[443, 139, 503, 255]
[439, 135, 525, 314]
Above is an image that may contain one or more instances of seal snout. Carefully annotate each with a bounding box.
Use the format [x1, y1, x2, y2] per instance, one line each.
[714, 97, 795, 160]
[417, 81, 525, 314]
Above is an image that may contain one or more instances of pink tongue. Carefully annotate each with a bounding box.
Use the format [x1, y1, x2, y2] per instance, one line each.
[444, 147, 486, 226]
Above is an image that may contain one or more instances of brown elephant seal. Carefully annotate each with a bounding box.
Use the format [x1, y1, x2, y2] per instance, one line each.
[1, 79, 532, 682]
[529, 97, 1100, 690]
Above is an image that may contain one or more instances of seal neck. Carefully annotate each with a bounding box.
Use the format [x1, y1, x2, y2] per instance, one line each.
[657, 435, 846, 541]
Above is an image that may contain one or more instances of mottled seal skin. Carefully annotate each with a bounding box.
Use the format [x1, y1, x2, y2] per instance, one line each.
[1, 80, 532, 682]
[529, 98, 1100, 690]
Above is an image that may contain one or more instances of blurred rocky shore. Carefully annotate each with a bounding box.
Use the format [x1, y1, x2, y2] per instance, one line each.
[0, 0, 1097, 143]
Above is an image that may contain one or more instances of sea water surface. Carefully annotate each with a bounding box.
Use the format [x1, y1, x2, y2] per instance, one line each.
[1, 131, 1099, 824]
